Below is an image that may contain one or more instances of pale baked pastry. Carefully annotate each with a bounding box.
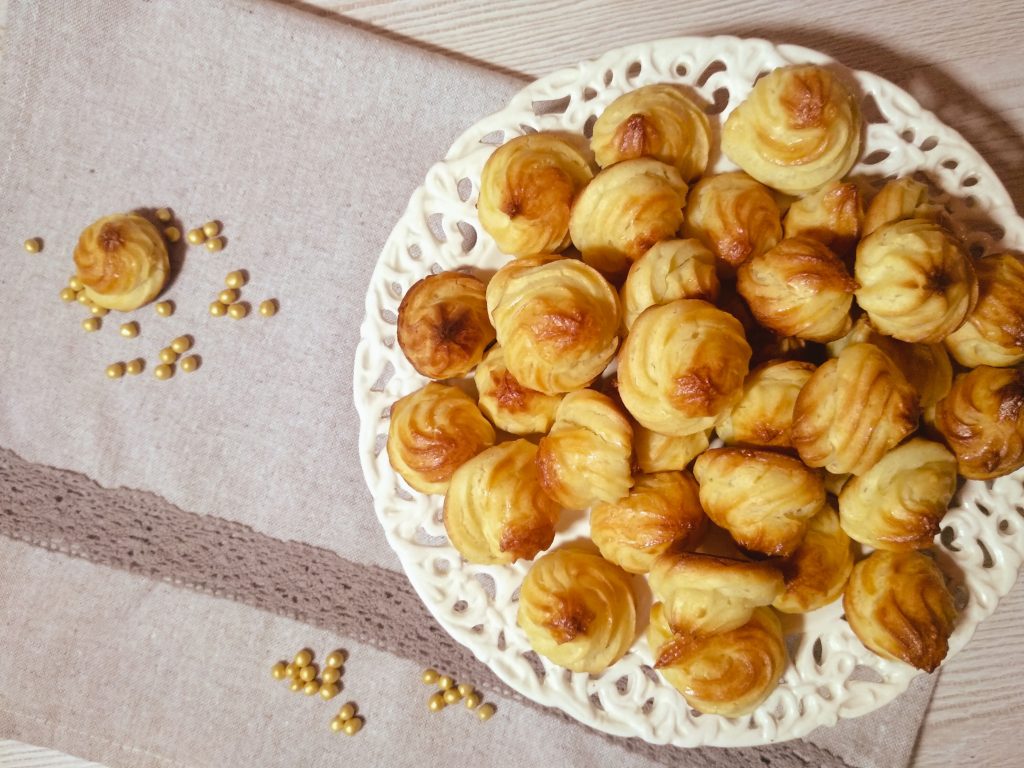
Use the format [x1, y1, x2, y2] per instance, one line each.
[693, 447, 826, 557]
[945, 253, 1024, 367]
[443, 439, 559, 564]
[591, 84, 712, 181]
[74, 213, 169, 311]
[591, 471, 707, 574]
[387, 383, 496, 495]
[537, 389, 634, 509]
[737, 236, 855, 342]
[792, 343, 919, 475]
[633, 424, 710, 473]
[839, 438, 957, 551]
[933, 366, 1024, 479]
[862, 177, 948, 237]
[486, 258, 621, 394]
[620, 238, 719, 331]
[855, 219, 978, 343]
[477, 133, 593, 255]
[783, 180, 863, 258]
[517, 547, 636, 673]
[396, 271, 495, 379]
[617, 299, 751, 436]
[569, 158, 688, 277]
[648, 552, 784, 638]
[772, 504, 854, 614]
[722, 64, 861, 196]
[683, 172, 782, 271]
[648, 603, 786, 717]
[844, 550, 957, 672]
[716, 359, 816, 449]
[473, 345, 563, 435]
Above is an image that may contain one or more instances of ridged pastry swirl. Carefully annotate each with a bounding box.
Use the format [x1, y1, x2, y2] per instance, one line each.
[683, 172, 782, 270]
[721, 64, 861, 196]
[396, 271, 495, 379]
[839, 439, 957, 551]
[738, 236, 855, 342]
[477, 133, 593, 255]
[945, 253, 1024, 367]
[486, 258, 621, 395]
[443, 440, 558, 564]
[934, 366, 1024, 479]
[620, 238, 719, 331]
[591, 471, 707, 574]
[590, 84, 711, 181]
[648, 603, 786, 717]
[618, 299, 751, 436]
[716, 359, 816, 449]
[855, 219, 978, 344]
[569, 158, 688, 277]
[844, 550, 957, 672]
[862, 177, 947, 237]
[473, 345, 563, 435]
[387, 383, 496, 495]
[773, 504, 853, 614]
[693, 447, 826, 557]
[74, 213, 169, 311]
[517, 547, 636, 673]
[536, 389, 634, 509]
[783, 180, 863, 258]
[792, 343, 919, 475]
[633, 424, 710, 473]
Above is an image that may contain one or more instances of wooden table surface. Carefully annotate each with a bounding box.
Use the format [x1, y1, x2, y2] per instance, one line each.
[1, 1, 1022, 767]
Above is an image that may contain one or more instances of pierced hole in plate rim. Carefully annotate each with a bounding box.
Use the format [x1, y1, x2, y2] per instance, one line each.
[522, 650, 546, 682]
[474, 572, 496, 599]
[962, 175, 979, 187]
[615, 675, 630, 695]
[532, 94, 571, 116]
[583, 114, 597, 139]
[692, 708, 705, 719]
[394, 484, 413, 502]
[479, 129, 505, 146]
[457, 221, 477, 253]
[940, 525, 961, 551]
[430, 262, 445, 275]
[433, 558, 451, 576]
[603, 69, 613, 86]
[497, 630, 507, 651]
[589, 692, 606, 711]
[642, 697, 655, 715]
[861, 149, 891, 166]
[849, 665, 884, 684]
[977, 538, 995, 568]
[812, 637, 824, 665]
[519, 123, 539, 135]
[471, 624, 484, 634]
[919, 136, 939, 151]
[373, 433, 386, 457]
[696, 59, 727, 87]
[705, 88, 730, 116]
[999, 519, 1011, 535]
[426, 212, 446, 243]
[456, 177, 473, 202]
[860, 93, 887, 124]
[408, 243, 422, 260]
[675, 63, 688, 77]
[370, 361, 394, 393]
[583, 87, 597, 101]
[817, 685, 834, 701]
[453, 600, 468, 613]
[640, 664, 659, 683]
[627, 61, 642, 79]
[414, 526, 447, 547]
[510, 584, 521, 602]
[942, 158, 959, 170]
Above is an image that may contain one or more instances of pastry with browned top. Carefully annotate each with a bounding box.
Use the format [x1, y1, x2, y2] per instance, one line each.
[74, 213, 169, 311]
[862, 177, 948, 237]
[632, 424, 710, 473]
[783, 180, 863, 258]
[772, 504, 853, 613]
[474, 345, 563, 435]
[716, 359, 815, 449]
[945, 253, 1024, 367]
[620, 238, 719, 330]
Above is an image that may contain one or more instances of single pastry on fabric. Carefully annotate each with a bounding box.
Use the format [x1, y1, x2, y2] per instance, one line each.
[387, 383, 496, 495]
[486, 258, 621, 395]
[633, 424, 710, 473]
[692, 447, 826, 557]
[844, 550, 957, 672]
[855, 218, 978, 344]
[620, 238, 719, 331]
[792, 343, 919, 476]
[737, 236, 856, 342]
[682, 172, 783, 271]
[477, 133, 594, 255]
[648, 552, 784, 638]
[396, 271, 495, 379]
[536, 389, 633, 509]
[590, 83, 712, 181]
[826, 316, 953, 410]
[569, 158, 688, 278]
[945, 253, 1024, 367]
[473, 345, 563, 435]
[772, 504, 854, 614]
[516, 547, 636, 673]
[933, 366, 1024, 479]
[591, 471, 708, 574]
[74, 213, 169, 311]
[648, 602, 786, 717]
[862, 177, 949, 237]
[617, 299, 751, 436]
[716, 359, 816, 449]
[783, 180, 863, 259]
[721, 64, 861, 196]
[443, 440, 559, 564]
[839, 438, 957, 551]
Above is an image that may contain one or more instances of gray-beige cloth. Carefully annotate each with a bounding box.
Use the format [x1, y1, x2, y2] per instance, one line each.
[0, 1, 934, 766]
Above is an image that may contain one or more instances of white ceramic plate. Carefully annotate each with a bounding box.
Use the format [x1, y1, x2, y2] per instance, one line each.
[354, 36, 1024, 747]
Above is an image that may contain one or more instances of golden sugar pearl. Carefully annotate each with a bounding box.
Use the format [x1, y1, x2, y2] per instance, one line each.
[289, 679, 303, 692]
[209, 301, 227, 317]
[271, 662, 288, 680]
[81, 317, 101, 332]
[285, 662, 299, 679]
[457, 683, 473, 698]
[77, 292, 92, 305]
[443, 688, 461, 705]
[342, 717, 363, 736]
[337, 703, 356, 721]
[159, 346, 178, 364]
[299, 664, 318, 683]
[464, 692, 482, 710]
[325, 650, 347, 669]
[60, 287, 76, 303]
[321, 667, 341, 685]
[156, 208, 173, 223]
[119, 322, 139, 338]
[437, 675, 454, 691]
[319, 683, 340, 701]
[163, 226, 181, 243]
[421, 668, 439, 685]
[258, 299, 278, 317]
[205, 236, 225, 252]
[155, 301, 175, 317]
[427, 692, 446, 713]
[186, 228, 206, 245]
[476, 703, 496, 721]
[24, 238, 42, 253]
[330, 716, 345, 733]
[218, 288, 239, 305]
[170, 335, 192, 353]
[202, 221, 221, 238]
[125, 358, 145, 375]
[294, 649, 313, 668]
[179, 355, 200, 373]
[225, 270, 247, 289]
[303, 680, 321, 696]
[153, 363, 174, 380]
[68, 275, 84, 291]
[106, 362, 126, 379]
[90, 304, 109, 317]
[228, 302, 248, 319]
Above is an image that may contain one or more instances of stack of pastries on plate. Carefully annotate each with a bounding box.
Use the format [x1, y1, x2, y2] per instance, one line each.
[387, 62, 1024, 717]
